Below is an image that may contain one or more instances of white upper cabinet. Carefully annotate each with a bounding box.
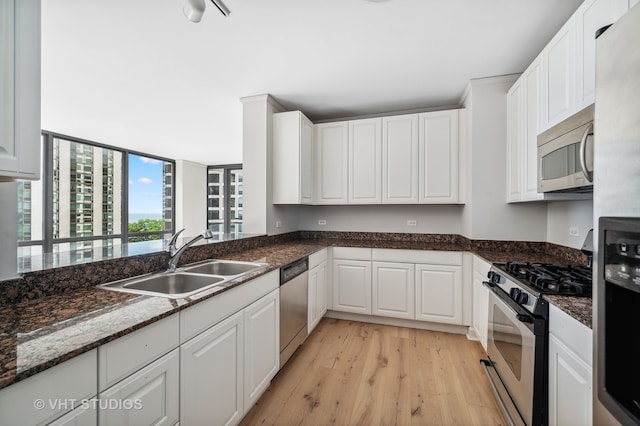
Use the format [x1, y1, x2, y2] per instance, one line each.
[575, 0, 629, 111]
[507, 55, 546, 203]
[348, 118, 382, 204]
[544, 18, 576, 129]
[299, 109, 462, 206]
[506, 79, 523, 203]
[523, 56, 544, 200]
[0, 0, 41, 181]
[382, 114, 419, 204]
[419, 110, 459, 203]
[272, 111, 314, 204]
[541, 0, 629, 131]
[315, 122, 349, 204]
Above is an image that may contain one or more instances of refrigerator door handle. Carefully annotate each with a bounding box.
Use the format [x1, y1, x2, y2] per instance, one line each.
[579, 122, 594, 182]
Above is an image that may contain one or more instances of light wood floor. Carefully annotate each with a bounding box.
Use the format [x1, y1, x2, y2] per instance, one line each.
[241, 318, 507, 425]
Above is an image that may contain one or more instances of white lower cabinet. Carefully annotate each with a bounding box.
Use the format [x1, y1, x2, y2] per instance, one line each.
[333, 258, 372, 315]
[308, 255, 328, 333]
[415, 264, 463, 324]
[180, 286, 280, 426]
[99, 349, 179, 426]
[244, 289, 279, 412]
[332, 248, 466, 326]
[548, 304, 592, 426]
[471, 255, 491, 350]
[181, 311, 245, 426]
[372, 261, 415, 319]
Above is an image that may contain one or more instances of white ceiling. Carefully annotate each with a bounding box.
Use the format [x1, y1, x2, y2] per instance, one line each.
[41, 0, 582, 165]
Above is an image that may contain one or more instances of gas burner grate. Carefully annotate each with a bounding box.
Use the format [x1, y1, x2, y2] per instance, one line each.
[503, 262, 592, 296]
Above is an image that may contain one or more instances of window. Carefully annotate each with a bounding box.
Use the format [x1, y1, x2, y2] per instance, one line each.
[17, 132, 175, 262]
[207, 165, 243, 236]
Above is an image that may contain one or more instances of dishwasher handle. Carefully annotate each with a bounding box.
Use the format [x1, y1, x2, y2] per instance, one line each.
[280, 257, 309, 285]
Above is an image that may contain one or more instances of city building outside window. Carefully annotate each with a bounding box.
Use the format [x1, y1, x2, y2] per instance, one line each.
[207, 165, 243, 236]
[17, 132, 175, 266]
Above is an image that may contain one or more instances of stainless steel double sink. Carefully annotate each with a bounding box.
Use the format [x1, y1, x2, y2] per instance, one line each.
[97, 260, 268, 299]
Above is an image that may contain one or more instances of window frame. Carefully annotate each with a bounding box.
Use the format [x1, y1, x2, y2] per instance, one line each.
[206, 164, 243, 235]
[18, 131, 176, 254]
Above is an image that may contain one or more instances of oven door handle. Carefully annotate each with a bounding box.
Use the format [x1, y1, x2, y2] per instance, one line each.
[483, 281, 546, 336]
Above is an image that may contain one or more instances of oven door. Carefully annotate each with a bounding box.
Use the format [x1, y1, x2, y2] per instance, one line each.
[486, 284, 537, 425]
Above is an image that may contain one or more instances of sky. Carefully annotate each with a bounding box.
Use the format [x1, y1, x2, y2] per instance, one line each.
[127, 154, 164, 219]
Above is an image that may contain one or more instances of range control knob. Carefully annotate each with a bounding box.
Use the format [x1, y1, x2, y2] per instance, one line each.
[487, 271, 502, 284]
[509, 288, 528, 305]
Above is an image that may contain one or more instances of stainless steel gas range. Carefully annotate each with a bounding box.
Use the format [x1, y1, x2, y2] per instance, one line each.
[481, 261, 592, 426]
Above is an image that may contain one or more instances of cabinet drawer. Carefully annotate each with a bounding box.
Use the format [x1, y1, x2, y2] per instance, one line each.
[332, 247, 371, 260]
[0, 349, 97, 426]
[372, 248, 462, 265]
[99, 314, 179, 392]
[180, 269, 279, 343]
[308, 248, 328, 269]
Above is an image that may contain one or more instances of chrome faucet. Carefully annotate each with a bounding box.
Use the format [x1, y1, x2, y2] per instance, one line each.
[167, 229, 214, 272]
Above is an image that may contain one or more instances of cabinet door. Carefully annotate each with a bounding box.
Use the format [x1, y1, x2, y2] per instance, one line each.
[181, 311, 244, 426]
[99, 349, 179, 426]
[300, 114, 314, 204]
[332, 259, 372, 314]
[522, 56, 544, 201]
[544, 18, 576, 128]
[415, 264, 462, 324]
[472, 269, 489, 351]
[272, 111, 314, 205]
[418, 110, 459, 204]
[382, 114, 419, 204]
[372, 262, 415, 319]
[244, 289, 279, 413]
[315, 122, 349, 204]
[506, 79, 523, 202]
[548, 334, 592, 426]
[575, 0, 628, 111]
[308, 263, 319, 332]
[349, 118, 382, 204]
[316, 261, 328, 320]
[0, 0, 40, 180]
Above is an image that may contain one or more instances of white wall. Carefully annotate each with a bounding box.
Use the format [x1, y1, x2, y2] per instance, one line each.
[461, 76, 548, 241]
[175, 160, 207, 238]
[298, 205, 463, 234]
[546, 200, 593, 249]
[0, 183, 18, 280]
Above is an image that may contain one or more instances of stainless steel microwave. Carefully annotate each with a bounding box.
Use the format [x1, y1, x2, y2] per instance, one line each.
[537, 105, 594, 193]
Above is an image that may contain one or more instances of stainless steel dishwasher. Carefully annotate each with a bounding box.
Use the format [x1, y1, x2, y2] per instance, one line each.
[279, 257, 308, 368]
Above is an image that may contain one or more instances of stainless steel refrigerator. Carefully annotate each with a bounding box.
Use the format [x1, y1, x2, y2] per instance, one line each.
[593, 3, 640, 425]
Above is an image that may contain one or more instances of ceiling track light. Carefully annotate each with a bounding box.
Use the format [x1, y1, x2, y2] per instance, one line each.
[183, 0, 230, 23]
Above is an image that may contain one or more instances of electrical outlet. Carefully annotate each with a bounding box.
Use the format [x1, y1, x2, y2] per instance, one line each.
[569, 227, 579, 237]
[318, 219, 327, 226]
[407, 220, 417, 226]
[275, 220, 282, 228]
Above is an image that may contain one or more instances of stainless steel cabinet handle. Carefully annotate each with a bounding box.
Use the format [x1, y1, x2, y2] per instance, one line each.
[579, 123, 594, 182]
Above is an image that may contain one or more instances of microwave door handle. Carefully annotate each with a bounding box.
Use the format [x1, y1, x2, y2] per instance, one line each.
[579, 123, 594, 182]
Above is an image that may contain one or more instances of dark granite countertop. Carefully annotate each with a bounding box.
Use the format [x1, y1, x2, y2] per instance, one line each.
[0, 241, 325, 391]
[0, 232, 593, 391]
